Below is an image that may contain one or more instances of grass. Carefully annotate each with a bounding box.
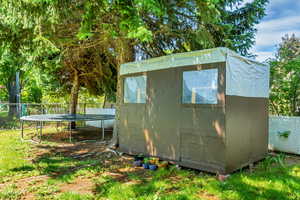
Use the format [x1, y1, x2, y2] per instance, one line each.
[56, 192, 94, 200]
[0, 129, 300, 200]
[0, 129, 37, 182]
[0, 184, 22, 200]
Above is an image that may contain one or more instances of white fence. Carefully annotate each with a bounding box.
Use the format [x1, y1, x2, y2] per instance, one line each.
[86, 108, 115, 128]
[269, 116, 300, 155]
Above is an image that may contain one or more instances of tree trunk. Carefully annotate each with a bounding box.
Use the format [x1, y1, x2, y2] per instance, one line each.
[8, 78, 18, 119]
[69, 69, 80, 129]
[102, 94, 107, 108]
[110, 39, 135, 148]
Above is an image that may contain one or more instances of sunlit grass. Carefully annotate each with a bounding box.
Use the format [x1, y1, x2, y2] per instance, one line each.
[0, 130, 36, 182]
[56, 192, 94, 200]
[0, 184, 22, 200]
[0, 129, 300, 200]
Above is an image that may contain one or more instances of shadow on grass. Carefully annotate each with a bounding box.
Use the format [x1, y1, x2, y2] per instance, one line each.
[27, 138, 115, 182]
[30, 144, 300, 200]
[92, 162, 300, 200]
[4, 127, 299, 200]
[11, 165, 35, 172]
[36, 126, 113, 144]
[93, 168, 192, 200]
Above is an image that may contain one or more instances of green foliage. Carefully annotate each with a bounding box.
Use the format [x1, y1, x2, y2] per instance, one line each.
[259, 154, 286, 170]
[217, 0, 269, 56]
[0, 89, 7, 101]
[277, 130, 291, 139]
[269, 34, 300, 116]
[0, 0, 269, 107]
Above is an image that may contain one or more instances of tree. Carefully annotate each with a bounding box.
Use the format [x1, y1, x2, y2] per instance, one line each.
[134, 0, 269, 58]
[0, 0, 268, 117]
[0, 0, 119, 117]
[216, 0, 269, 56]
[0, 31, 29, 118]
[269, 34, 300, 116]
[0, 53, 19, 118]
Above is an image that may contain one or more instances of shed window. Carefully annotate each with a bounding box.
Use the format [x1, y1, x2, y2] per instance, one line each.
[182, 69, 218, 104]
[124, 75, 147, 103]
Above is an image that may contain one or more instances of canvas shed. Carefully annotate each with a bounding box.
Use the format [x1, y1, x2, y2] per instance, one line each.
[117, 47, 270, 174]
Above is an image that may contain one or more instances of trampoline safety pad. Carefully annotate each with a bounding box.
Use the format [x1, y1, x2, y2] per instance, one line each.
[20, 114, 115, 122]
[20, 114, 115, 142]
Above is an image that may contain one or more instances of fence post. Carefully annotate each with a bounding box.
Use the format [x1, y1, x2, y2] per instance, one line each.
[42, 104, 45, 114]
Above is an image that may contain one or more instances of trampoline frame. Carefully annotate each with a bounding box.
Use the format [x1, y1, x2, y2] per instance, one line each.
[20, 114, 115, 143]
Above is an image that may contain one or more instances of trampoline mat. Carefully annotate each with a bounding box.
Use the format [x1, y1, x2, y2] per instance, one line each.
[20, 114, 115, 122]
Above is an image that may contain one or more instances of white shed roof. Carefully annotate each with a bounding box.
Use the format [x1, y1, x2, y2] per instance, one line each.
[120, 47, 269, 98]
[120, 47, 265, 75]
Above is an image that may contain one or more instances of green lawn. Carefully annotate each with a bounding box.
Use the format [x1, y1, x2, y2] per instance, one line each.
[0, 129, 299, 200]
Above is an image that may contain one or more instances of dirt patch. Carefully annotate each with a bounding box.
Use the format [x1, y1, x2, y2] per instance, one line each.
[198, 191, 220, 200]
[0, 175, 49, 200]
[0, 175, 47, 189]
[28, 127, 114, 162]
[42, 126, 113, 142]
[59, 177, 94, 195]
[285, 154, 300, 166]
[34, 141, 109, 159]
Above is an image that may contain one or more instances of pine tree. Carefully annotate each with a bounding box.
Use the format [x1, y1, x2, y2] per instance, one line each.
[0, 0, 269, 116]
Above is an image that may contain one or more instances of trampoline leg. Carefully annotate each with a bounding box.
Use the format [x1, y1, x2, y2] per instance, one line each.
[69, 123, 72, 143]
[102, 120, 105, 140]
[36, 122, 39, 140]
[56, 122, 59, 132]
[21, 120, 24, 140]
[39, 121, 43, 143]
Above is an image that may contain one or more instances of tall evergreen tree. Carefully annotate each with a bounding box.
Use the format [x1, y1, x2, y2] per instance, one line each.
[216, 0, 269, 56]
[0, 0, 269, 117]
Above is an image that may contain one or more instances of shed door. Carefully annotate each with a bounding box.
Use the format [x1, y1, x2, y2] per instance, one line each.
[179, 64, 226, 167]
[145, 69, 180, 160]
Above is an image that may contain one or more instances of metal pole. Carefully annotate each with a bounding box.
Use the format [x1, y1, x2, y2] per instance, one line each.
[21, 120, 24, 140]
[102, 120, 105, 140]
[36, 122, 39, 139]
[69, 122, 72, 142]
[16, 72, 20, 118]
[40, 121, 43, 143]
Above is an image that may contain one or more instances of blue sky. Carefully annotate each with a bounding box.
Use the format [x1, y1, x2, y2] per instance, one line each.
[249, 0, 300, 61]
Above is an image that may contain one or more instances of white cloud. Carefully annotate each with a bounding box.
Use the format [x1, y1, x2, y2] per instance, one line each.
[256, 15, 300, 31]
[253, 51, 275, 62]
[255, 15, 300, 48]
[243, 0, 300, 61]
[256, 29, 300, 47]
[252, 14, 300, 61]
